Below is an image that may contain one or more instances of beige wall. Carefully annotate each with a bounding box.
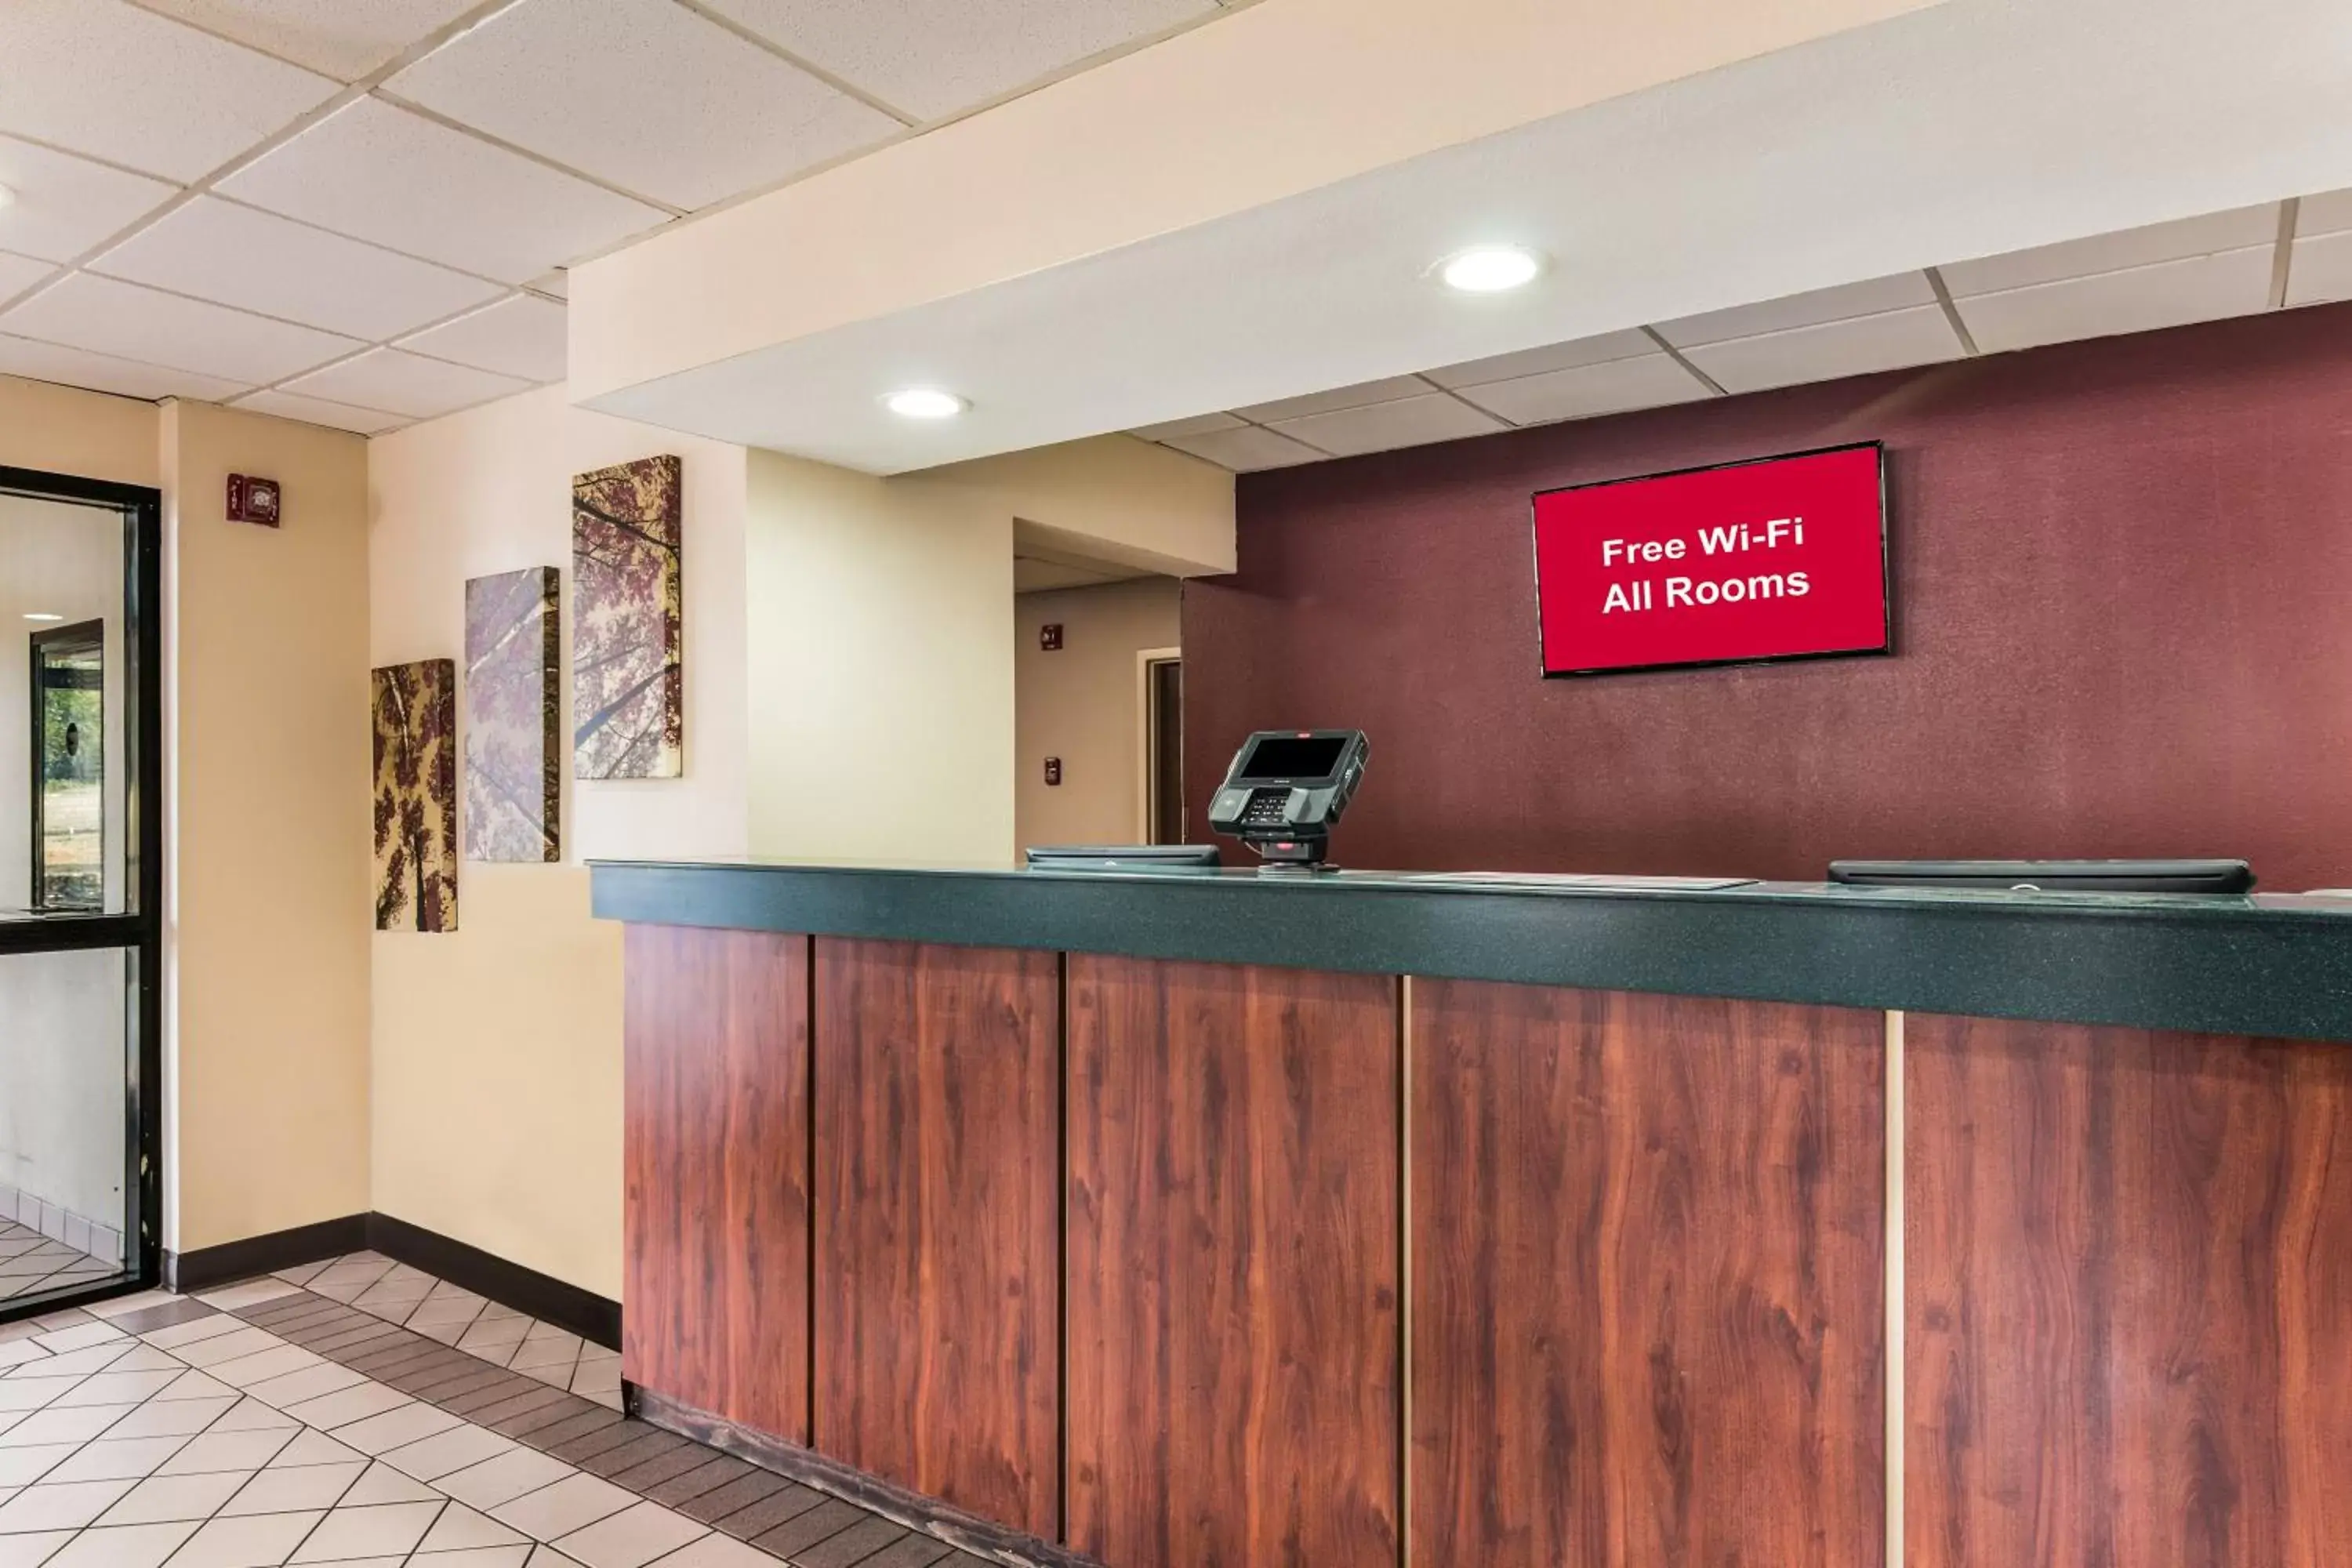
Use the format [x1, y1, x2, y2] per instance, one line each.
[1014, 579, 1181, 851]
[743, 449, 1018, 865]
[367, 386, 750, 1298]
[0, 376, 158, 488]
[162, 399, 373, 1252]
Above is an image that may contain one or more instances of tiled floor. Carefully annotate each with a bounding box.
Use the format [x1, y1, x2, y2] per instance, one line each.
[0, 1257, 1006, 1567]
[0, 1222, 118, 1306]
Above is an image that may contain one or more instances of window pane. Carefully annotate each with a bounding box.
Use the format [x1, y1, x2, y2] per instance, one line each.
[2, 492, 129, 917]
[0, 946, 131, 1296]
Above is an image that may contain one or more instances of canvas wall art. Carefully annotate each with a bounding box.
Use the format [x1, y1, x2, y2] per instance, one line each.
[573, 454, 683, 780]
[465, 566, 561, 862]
[373, 658, 458, 932]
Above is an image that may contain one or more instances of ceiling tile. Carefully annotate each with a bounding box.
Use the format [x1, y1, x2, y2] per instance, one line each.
[2285, 230, 2352, 308]
[1156, 424, 1323, 472]
[220, 98, 669, 284]
[1267, 392, 1507, 457]
[230, 388, 408, 434]
[703, 0, 1215, 122]
[1423, 329, 1657, 390]
[1953, 245, 2274, 354]
[1940, 206, 2278, 298]
[528, 270, 569, 299]
[1451, 352, 1714, 426]
[397, 294, 566, 383]
[1127, 411, 1245, 441]
[0, 136, 180, 264]
[2298, 189, 2352, 239]
[132, 0, 485, 82]
[1235, 375, 1435, 424]
[89, 196, 503, 339]
[0, 332, 250, 402]
[1656, 273, 1934, 349]
[0, 272, 360, 383]
[1682, 306, 1964, 394]
[281, 346, 528, 417]
[0, 0, 338, 181]
[385, 0, 902, 210]
[0, 254, 55, 301]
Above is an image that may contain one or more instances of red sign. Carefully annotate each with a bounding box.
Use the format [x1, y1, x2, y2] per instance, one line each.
[1533, 443, 1889, 675]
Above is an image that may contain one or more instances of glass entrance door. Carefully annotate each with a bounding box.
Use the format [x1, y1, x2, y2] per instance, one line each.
[1, 466, 160, 1319]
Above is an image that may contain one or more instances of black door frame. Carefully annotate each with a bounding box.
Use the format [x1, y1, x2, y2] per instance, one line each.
[0, 464, 164, 1319]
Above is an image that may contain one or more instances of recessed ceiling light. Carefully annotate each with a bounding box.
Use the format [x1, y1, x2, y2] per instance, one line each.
[883, 388, 967, 419]
[24, 612, 64, 622]
[1436, 245, 1544, 293]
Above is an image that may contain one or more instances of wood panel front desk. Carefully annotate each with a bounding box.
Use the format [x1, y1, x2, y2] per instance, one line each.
[590, 862, 2352, 1568]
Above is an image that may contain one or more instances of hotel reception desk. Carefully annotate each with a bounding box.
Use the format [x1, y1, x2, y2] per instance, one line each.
[590, 860, 2352, 1568]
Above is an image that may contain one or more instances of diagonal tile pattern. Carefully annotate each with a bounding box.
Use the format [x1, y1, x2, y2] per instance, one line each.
[0, 1221, 118, 1308]
[0, 1256, 996, 1567]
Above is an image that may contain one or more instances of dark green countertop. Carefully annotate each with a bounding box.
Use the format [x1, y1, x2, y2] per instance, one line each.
[589, 858, 2352, 1043]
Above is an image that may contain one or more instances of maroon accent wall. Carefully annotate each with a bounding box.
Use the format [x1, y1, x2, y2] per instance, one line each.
[1183, 304, 2352, 888]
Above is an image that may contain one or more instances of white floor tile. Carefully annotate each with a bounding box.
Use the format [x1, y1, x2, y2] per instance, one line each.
[0, 1530, 73, 1567]
[0, 1477, 139, 1532]
[549, 1500, 705, 1568]
[82, 1293, 177, 1322]
[639, 1533, 775, 1567]
[208, 1348, 322, 1392]
[285, 1499, 444, 1563]
[139, 1319, 245, 1355]
[193, 1281, 303, 1312]
[0, 1446, 74, 1487]
[55, 1371, 182, 1408]
[330, 1402, 459, 1457]
[10, 1345, 128, 1381]
[0, 1381, 80, 1415]
[378, 1421, 513, 1482]
[38, 1434, 190, 1483]
[205, 1402, 295, 1436]
[416, 1502, 528, 1552]
[153, 1428, 295, 1476]
[29, 1325, 123, 1357]
[278, 1384, 408, 1432]
[264, 1432, 361, 1470]
[0, 1407, 131, 1450]
[420, 1547, 532, 1567]
[150, 1374, 238, 1406]
[100, 1398, 233, 1442]
[216, 1459, 362, 1516]
[238, 1364, 362, 1413]
[172, 1331, 282, 1372]
[491, 1474, 633, 1543]
[93, 1468, 249, 1526]
[337, 1461, 439, 1508]
[42, 1519, 197, 1568]
[162, 1508, 322, 1568]
[437, 1449, 574, 1512]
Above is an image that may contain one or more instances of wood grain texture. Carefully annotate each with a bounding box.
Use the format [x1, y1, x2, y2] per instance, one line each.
[622, 924, 811, 1443]
[812, 938, 1062, 1538]
[1065, 956, 1401, 1568]
[1907, 1014, 2352, 1568]
[1411, 980, 1886, 1568]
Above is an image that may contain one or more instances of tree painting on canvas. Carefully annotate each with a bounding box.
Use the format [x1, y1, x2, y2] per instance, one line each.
[465, 566, 561, 862]
[373, 659, 458, 932]
[572, 455, 683, 779]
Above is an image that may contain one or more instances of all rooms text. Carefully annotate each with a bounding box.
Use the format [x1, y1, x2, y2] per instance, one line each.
[1598, 517, 1809, 613]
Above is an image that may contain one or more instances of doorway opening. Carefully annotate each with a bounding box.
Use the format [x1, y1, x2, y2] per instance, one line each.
[2, 465, 162, 1321]
[1141, 652, 1183, 844]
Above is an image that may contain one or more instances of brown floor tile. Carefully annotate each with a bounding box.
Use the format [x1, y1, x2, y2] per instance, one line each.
[438, 1374, 543, 1415]
[519, 1406, 628, 1454]
[410, 1364, 515, 1403]
[719, 1483, 830, 1541]
[108, 1299, 217, 1336]
[612, 1443, 731, 1496]
[750, 1497, 867, 1558]
[348, 1340, 445, 1375]
[678, 1470, 791, 1526]
[793, 1515, 908, 1568]
[382, 1356, 479, 1392]
[474, 1383, 576, 1430]
[852, 1537, 953, 1568]
[308, 1322, 413, 1356]
[579, 1428, 688, 1479]
[236, 1294, 325, 1324]
[497, 1393, 604, 1439]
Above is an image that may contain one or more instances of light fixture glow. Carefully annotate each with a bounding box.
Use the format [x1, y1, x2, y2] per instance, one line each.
[24, 612, 64, 622]
[0, 184, 15, 212]
[883, 387, 966, 419]
[1437, 245, 1544, 293]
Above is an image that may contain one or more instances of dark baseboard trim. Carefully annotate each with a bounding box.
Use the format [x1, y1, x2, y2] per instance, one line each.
[161, 1211, 620, 1352]
[365, 1213, 619, 1351]
[165, 1214, 368, 1294]
[632, 1386, 1098, 1568]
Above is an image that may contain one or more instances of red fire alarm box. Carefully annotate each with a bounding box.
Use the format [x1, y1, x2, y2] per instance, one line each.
[227, 474, 282, 527]
[1040, 623, 1063, 651]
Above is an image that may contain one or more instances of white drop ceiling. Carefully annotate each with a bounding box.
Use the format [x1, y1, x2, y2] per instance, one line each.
[1134, 197, 2352, 472]
[0, 0, 1242, 434]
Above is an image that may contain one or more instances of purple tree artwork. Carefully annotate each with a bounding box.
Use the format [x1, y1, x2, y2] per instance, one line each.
[465, 566, 561, 862]
[372, 659, 458, 932]
[572, 455, 683, 780]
